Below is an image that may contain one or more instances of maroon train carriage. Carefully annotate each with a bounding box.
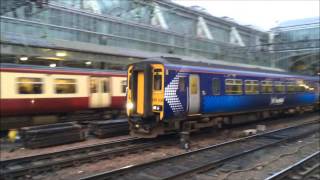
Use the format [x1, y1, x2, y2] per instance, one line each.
[0, 63, 127, 130]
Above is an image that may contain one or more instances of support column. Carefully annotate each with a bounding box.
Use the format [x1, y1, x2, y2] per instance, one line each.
[230, 27, 245, 46]
[151, 3, 168, 30]
[196, 16, 213, 40]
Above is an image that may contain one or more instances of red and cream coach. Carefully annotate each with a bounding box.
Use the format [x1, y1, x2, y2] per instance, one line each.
[0, 63, 127, 130]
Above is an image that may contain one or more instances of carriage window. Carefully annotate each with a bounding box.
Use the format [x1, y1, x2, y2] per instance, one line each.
[17, 77, 43, 94]
[311, 82, 319, 93]
[296, 84, 305, 92]
[314, 83, 320, 93]
[286, 82, 295, 93]
[179, 77, 185, 92]
[103, 79, 110, 93]
[90, 79, 97, 93]
[212, 78, 220, 95]
[225, 79, 243, 94]
[274, 81, 285, 93]
[121, 80, 127, 93]
[245, 80, 259, 94]
[296, 80, 306, 92]
[55, 79, 76, 94]
[261, 81, 273, 93]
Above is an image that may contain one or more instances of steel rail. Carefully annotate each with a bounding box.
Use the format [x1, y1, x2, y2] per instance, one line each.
[0, 136, 174, 180]
[265, 151, 320, 180]
[80, 120, 320, 180]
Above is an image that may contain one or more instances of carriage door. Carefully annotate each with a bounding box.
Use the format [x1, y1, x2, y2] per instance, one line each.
[188, 74, 200, 114]
[89, 77, 111, 108]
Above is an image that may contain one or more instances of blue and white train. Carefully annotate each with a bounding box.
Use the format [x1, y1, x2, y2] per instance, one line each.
[126, 57, 319, 138]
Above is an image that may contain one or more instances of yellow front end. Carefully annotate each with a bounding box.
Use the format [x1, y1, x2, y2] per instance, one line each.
[126, 63, 165, 137]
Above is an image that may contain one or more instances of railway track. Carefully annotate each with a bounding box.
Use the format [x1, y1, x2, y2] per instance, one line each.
[265, 151, 320, 180]
[80, 120, 319, 180]
[0, 136, 175, 179]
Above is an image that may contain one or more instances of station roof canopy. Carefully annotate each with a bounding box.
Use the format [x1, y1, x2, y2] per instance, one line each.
[278, 17, 320, 28]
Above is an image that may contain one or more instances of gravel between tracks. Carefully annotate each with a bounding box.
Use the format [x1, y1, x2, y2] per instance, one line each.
[191, 133, 320, 180]
[0, 135, 131, 160]
[38, 113, 320, 180]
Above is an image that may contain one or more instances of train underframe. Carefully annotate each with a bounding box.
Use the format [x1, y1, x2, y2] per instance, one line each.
[1, 108, 124, 131]
[129, 103, 319, 138]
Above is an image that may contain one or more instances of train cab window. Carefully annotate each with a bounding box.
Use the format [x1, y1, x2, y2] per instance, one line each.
[54, 79, 76, 94]
[286, 82, 295, 93]
[261, 81, 273, 93]
[274, 81, 285, 93]
[212, 78, 220, 95]
[225, 79, 243, 95]
[103, 79, 110, 93]
[17, 77, 43, 94]
[245, 80, 259, 94]
[179, 77, 186, 92]
[121, 80, 127, 93]
[153, 69, 162, 91]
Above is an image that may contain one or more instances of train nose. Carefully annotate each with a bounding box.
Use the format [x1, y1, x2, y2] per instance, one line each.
[127, 63, 153, 118]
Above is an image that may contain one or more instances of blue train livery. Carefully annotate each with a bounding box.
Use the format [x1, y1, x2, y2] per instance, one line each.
[126, 57, 319, 138]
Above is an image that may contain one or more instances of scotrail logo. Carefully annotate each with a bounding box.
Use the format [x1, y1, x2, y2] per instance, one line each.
[270, 97, 285, 105]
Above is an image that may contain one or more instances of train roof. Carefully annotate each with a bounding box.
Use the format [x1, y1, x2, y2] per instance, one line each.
[144, 57, 318, 81]
[0, 63, 126, 77]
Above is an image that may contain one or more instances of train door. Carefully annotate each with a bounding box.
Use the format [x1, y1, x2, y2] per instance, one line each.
[89, 77, 111, 108]
[188, 74, 200, 114]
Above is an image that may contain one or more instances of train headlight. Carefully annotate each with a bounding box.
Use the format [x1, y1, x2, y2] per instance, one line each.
[126, 102, 134, 110]
[153, 105, 162, 111]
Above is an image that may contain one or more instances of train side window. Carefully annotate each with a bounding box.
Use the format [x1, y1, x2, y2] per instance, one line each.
[225, 79, 243, 95]
[274, 81, 285, 93]
[296, 80, 306, 92]
[179, 77, 185, 92]
[313, 82, 319, 93]
[296, 85, 305, 92]
[286, 82, 295, 93]
[303, 81, 312, 92]
[17, 77, 43, 94]
[212, 78, 220, 95]
[121, 80, 127, 93]
[103, 79, 110, 93]
[245, 80, 259, 94]
[90, 79, 98, 93]
[153, 69, 162, 91]
[261, 81, 273, 93]
[54, 79, 76, 94]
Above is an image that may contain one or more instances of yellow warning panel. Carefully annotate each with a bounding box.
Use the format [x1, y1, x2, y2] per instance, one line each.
[126, 65, 133, 116]
[137, 72, 145, 115]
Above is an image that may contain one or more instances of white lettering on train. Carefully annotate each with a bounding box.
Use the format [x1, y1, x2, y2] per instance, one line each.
[270, 97, 285, 105]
